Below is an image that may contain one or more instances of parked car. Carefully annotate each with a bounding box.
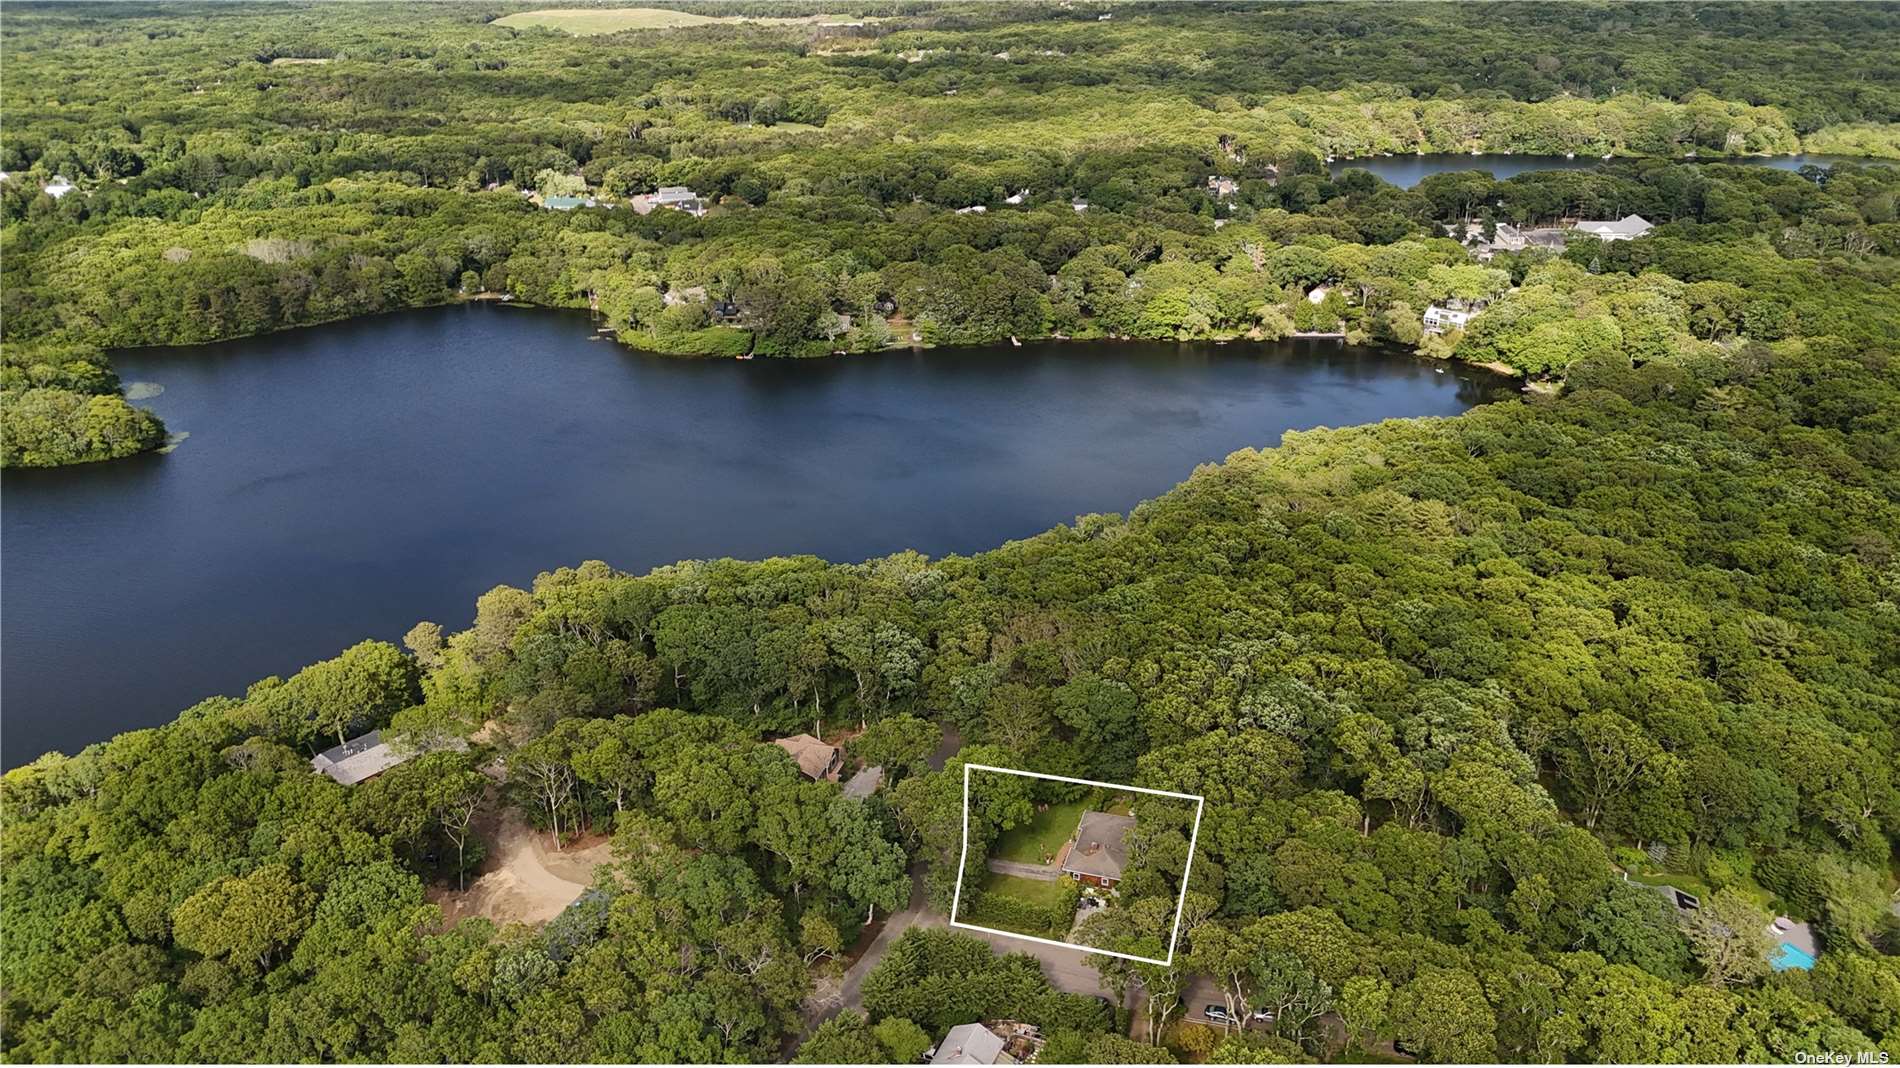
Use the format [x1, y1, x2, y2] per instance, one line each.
[1203, 1005, 1235, 1024]
[1250, 1008, 1275, 1024]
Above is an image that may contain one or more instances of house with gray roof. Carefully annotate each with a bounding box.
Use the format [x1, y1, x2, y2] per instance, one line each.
[632, 185, 707, 217]
[1061, 810, 1135, 888]
[1569, 213, 1653, 241]
[310, 730, 466, 786]
[842, 765, 884, 799]
[930, 1022, 1015, 1066]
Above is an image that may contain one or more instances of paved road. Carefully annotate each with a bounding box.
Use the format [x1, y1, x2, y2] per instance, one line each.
[1182, 975, 1231, 1028]
[801, 721, 1128, 1038]
[959, 923, 1121, 999]
[985, 857, 1060, 880]
[840, 868, 936, 1005]
[801, 724, 969, 1038]
[929, 723, 963, 771]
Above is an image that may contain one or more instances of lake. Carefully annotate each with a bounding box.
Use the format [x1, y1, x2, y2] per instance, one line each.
[1329, 152, 1887, 188]
[0, 306, 1513, 764]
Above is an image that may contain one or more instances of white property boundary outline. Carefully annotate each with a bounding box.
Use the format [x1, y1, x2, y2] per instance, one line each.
[950, 763, 1206, 966]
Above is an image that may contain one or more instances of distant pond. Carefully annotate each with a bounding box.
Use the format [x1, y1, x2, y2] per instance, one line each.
[0, 305, 1514, 763]
[1329, 152, 1889, 188]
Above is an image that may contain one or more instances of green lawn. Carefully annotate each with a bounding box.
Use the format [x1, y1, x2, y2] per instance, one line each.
[959, 872, 1078, 938]
[980, 872, 1073, 909]
[992, 800, 1087, 864]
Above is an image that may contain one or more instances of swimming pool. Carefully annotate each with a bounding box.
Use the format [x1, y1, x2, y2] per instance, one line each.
[1772, 942, 1817, 970]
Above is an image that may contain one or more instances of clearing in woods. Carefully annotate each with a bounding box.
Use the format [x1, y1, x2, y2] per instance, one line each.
[492, 8, 870, 35]
[428, 804, 612, 928]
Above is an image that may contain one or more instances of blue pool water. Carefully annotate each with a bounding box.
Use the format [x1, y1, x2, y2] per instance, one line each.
[1772, 942, 1816, 970]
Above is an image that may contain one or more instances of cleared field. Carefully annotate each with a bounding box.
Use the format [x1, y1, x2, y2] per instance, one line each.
[492, 8, 721, 33]
[492, 8, 866, 35]
[980, 871, 1072, 909]
[991, 799, 1086, 864]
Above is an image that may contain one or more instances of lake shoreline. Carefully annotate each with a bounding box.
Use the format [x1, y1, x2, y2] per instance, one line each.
[5, 306, 1512, 761]
[59, 299, 1520, 471]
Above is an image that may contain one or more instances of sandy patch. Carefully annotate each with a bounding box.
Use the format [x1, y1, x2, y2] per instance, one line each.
[431, 805, 613, 927]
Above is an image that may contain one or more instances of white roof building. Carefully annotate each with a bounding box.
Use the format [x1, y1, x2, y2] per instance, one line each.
[311, 729, 467, 785]
[631, 186, 707, 217]
[1422, 303, 1480, 334]
[43, 176, 75, 199]
[1570, 213, 1653, 241]
[930, 1023, 1015, 1066]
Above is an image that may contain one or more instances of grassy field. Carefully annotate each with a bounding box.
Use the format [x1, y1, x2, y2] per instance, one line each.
[980, 871, 1073, 909]
[959, 871, 1078, 938]
[991, 800, 1087, 864]
[492, 8, 722, 33]
[491, 8, 869, 35]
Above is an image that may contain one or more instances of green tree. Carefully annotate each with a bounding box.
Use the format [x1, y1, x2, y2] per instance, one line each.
[1683, 887, 1773, 988]
[1390, 968, 1496, 1063]
[171, 865, 314, 973]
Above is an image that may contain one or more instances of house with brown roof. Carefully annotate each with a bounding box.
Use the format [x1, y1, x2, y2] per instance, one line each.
[772, 734, 843, 781]
[1061, 810, 1135, 888]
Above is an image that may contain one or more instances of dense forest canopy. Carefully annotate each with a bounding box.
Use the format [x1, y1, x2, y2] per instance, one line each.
[6, 338, 1898, 1062]
[2, 4, 1899, 1065]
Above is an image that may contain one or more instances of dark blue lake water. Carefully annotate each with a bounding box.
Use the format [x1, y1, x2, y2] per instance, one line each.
[1, 306, 1512, 763]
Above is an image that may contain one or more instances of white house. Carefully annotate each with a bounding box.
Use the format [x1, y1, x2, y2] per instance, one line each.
[631, 186, 707, 217]
[955, 204, 987, 215]
[43, 176, 75, 199]
[1569, 213, 1653, 241]
[1422, 303, 1480, 334]
[1003, 189, 1028, 205]
[311, 730, 466, 786]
